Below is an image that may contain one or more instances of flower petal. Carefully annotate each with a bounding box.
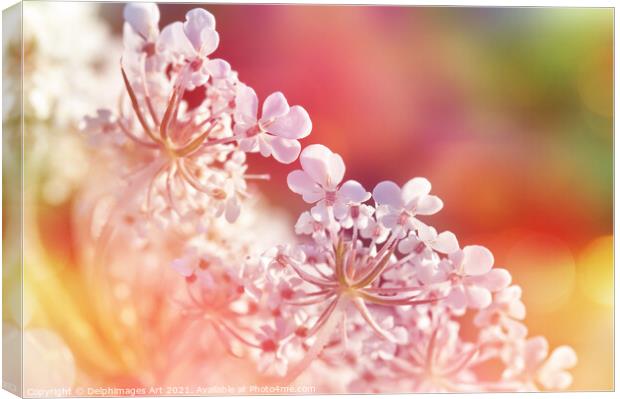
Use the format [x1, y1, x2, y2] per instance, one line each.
[416, 224, 437, 241]
[234, 84, 258, 124]
[474, 268, 512, 292]
[269, 137, 301, 164]
[267, 106, 312, 140]
[171, 258, 193, 277]
[415, 195, 444, 215]
[537, 346, 576, 389]
[525, 336, 549, 369]
[397, 235, 417, 254]
[197, 27, 219, 56]
[299, 144, 344, 188]
[183, 8, 216, 51]
[205, 58, 230, 79]
[462, 245, 494, 276]
[465, 285, 492, 309]
[237, 137, 258, 153]
[504, 318, 528, 339]
[379, 212, 399, 229]
[372, 181, 402, 207]
[225, 198, 241, 223]
[508, 299, 526, 320]
[123, 2, 160, 39]
[261, 92, 289, 122]
[446, 286, 467, 310]
[158, 21, 195, 58]
[257, 135, 272, 157]
[401, 177, 431, 204]
[539, 370, 573, 390]
[497, 285, 522, 303]
[339, 180, 370, 203]
[546, 346, 577, 370]
[433, 231, 459, 254]
[287, 170, 323, 203]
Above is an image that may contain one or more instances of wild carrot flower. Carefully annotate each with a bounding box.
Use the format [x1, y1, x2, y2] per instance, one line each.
[79, 3, 577, 393]
[81, 4, 312, 229]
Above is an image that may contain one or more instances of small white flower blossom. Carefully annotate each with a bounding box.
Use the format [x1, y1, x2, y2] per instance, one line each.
[287, 144, 370, 218]
[360, 216, 390, 244]
[158, 8, 230, 89]
[441, 246, 512, 310]
[234, 85, 312, 164]
[372, 177, 443, 236]
[398, 224, 459, 257]
[503, 336, 578, 390]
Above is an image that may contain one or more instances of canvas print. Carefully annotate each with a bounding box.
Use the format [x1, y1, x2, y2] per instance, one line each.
[2, 1, 613, 397]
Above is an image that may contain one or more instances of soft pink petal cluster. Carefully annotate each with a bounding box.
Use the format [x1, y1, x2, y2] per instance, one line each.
[81, 3, 312, 230]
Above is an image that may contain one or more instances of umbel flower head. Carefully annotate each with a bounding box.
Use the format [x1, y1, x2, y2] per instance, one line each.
[81, 3, 576, 393]
[81, 3, 312, 230]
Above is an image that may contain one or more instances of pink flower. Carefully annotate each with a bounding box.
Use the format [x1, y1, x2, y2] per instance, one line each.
[474, 285, 527, 339]
[360, 315, 408, 361]
[360, 217, 390, 244]
[266, 278, 304, 310]
[442, 246, 512, 310]
[234, 85, 312, 164]
[263, 244, 307, 282]
[295, 210, 340, 244]
[504, 336, 577, 390]
[287, 145, 370, 218]
[338, 204, 374, 230]
[80, 109, 124, 146]
[372, 177, 443, 234]
[255, 319, 295, 376]
[157, 8, 230, 88]
[398, 224, 459, 256]
[171, 252, 220, 287]
[536, 345, 578, 390]
[124, 3, 159, 41]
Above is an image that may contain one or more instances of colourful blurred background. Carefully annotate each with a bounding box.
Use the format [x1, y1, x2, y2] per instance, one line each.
[19, 3, 612, 393]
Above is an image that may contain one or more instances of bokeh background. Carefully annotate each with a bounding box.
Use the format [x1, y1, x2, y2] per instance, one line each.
[10, 3, 612, 393]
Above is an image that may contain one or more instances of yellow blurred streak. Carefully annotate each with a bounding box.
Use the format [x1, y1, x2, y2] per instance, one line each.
[577, 235, 613, 307]
[25, 257, 136, 380]
[507, 234, 576, 314]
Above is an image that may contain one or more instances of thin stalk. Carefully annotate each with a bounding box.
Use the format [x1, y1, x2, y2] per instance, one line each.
[351, 244, 396, 289]
[120, 64, 160, 144]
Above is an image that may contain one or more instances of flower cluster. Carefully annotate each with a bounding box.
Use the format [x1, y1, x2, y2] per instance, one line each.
[81, 3, 311, 233]
[82, 3, 576, 393]
[242, 144, 577, 391]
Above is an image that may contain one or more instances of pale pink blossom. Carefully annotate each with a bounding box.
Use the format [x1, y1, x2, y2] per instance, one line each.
[360, 217, 390, 244]
[288, 144, 370, 218]
[398, 225, 459, 256]
[442, 246, 511, 310]
[80, 109, 124, 146]
[234, 85, 311, 164]
[124, 3, 160, 43]
[157, 8, 230, 88]
[338, 204, 374, 230]
[503, 336, 577, 390]
[372, 177, 443, 235]
[474, 285, 527, 339]
[255, 319, 296, 376]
